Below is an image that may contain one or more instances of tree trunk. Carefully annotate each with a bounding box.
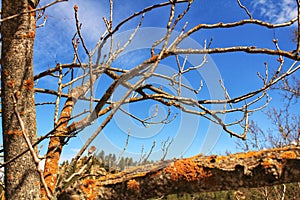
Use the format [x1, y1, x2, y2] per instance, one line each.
[1, 0, 40, 199]
[58, 146, 300, 199]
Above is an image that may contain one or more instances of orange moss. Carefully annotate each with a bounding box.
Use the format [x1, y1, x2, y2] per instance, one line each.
[6, 174, 12, 182]
[22, 79, 34, 90]
[42, 89, 78, 197]
[17, 31, 35, 39]
[207, 155, 217, 161]
[165, 158, 212, 181]
[151, 170, 162, 178]
[240, 151, 258, 157]
[98, 106, 112, 116]
[42, 137, 63, 197]
[6, 129, 22, 136]
[261, 159, 274, 169]
[80, 179, 98, 200]
[6, 80, 16, 88]
[211, 155, 224, 163]
[149, 55, 158, 62]
[230, 150, 261, 160]
[127, 179, 140, 191]
[83, 179, 96, 188]
[3, 69, 10, 76]
[280, 151, 297, 159]
[267, 154, 277, 159]
[277, 163, 283, 169]
[29, 6, 36, 16]
[29, 31, 35, 38]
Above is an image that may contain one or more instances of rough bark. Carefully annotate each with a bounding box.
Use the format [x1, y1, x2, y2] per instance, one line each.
[58, 146, 300, 199]
[41, 79, 93, 199]
[1, 0, 40, 199]
[41, 95, 79, 199]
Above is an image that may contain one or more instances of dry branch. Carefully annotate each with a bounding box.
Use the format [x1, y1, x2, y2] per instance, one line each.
[41, 77, 95, 198]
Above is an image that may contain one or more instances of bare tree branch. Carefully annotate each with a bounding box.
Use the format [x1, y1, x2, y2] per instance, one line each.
[237, 0, 252, 19]
[0, 0, 68, 22]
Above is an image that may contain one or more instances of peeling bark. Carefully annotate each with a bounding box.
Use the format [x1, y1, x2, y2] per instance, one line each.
[58, 146, 300, 200]
[1, 0, 40, 199]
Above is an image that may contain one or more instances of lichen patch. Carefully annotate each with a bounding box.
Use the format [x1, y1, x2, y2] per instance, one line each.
[164, 158, 212, 181]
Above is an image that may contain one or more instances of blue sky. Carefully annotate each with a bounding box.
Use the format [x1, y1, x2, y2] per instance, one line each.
[1, 0, 299, 162]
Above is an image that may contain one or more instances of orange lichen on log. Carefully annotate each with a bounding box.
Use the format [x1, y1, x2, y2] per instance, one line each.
[260, 158, 283, 179]
[80, 179, 98, 200]
[57, 146, 300, 199]
[127, 179, 140, 191]
[234, 150, 259, 159]
[261, 158, 274, 169]
[202, 146, 298, 167]
[208, 155, 224, 163]
[280, 150, 297, 159]
[164, 158, 212, 181]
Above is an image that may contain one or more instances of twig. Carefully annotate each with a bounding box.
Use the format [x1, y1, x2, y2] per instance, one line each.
[95, 0, 191, 65]
[63, 152, 93, 184]
[54, 64, 63, 126]
[34, 63, 81, 81]
[106, 14, 145, 64]
[0, 0, 67, 22]
[138, 141, 156, 165]
[36, 15, 48, 28]
[170, 46, 299, 61]
[296, 0, 300, 53]
[12, 94, 52, 199]
[108, 0, 114, 58]
[161, 137, 174, 161]
[237, 0, 252, 19]
[119, 105, 176, 127]
[219, 79, 233, 109]
[35, 102, 56, 106]
[73, 45, 166, 162]
[169, 18, 297, 50]
[115, 129, 131, 165]
[74, 5, 90, 56]
[71, 33, 81, 65]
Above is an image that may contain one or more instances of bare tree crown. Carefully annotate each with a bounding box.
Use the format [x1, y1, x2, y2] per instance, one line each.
[0, 0, 299, 199]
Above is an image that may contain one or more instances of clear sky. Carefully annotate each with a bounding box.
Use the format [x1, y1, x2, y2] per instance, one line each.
[1, 0, 299, 162]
